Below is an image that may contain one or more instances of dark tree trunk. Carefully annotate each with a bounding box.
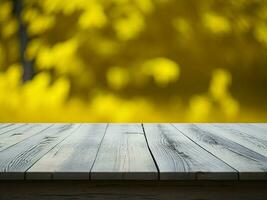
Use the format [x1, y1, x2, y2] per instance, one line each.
[13, 0, 34, 82]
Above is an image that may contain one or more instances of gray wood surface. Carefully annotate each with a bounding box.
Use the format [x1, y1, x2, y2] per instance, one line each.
[27, 124, 107, 180]
[173, 123, 267, 180]
[143, 124, 237, 180]
[0, 124, 51, 152]
[236, 124, 267, 140]
[0, 123, 267, 180]
[205, 124, 267, 157]
[0, 124, 26, 135]
[248, 123, 267, 132]
[91, 124, 158, 180]
[0, 124, 79, 180]
[0, 124, 14, 130]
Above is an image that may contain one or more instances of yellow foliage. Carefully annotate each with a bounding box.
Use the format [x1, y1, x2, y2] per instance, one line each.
[220, 95, 240, 118]
[22, 8, 55, 35]
[106, 66, 129, 90]
[173, 18, 192, 38]
[0, 0, 266, 122]
[114, 9, 145, 40]
[78, 4, 107, 29]
[22, 72, 51, 111]
[1, 18, 18, 38]
[94, 38, 119, 57]
[41, 0, 88, 15]
[187, 68, 240, 121]
[236, 17, 250, 32]
[142, 58, 180, 86]
[36, 39, 82, 74]
[25, 39, 43, 60]
[0, 64, 21, 89]
[134, 0, 154, 14]
[0, 1, 12, 22]
[90, 93, 155, 122]
[203, 13, 231, 34]
[209, 68, 231, 100]
[254, 23, 267, 46]
[188, 95, 212, 122]
[0, 69, 70, 121]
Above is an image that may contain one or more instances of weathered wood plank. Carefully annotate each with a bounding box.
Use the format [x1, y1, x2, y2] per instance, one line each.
[173, 123, 267, 180]
[91, 124, 158, 180]
[27, 124, 107, 180]
[204, 124, 267, 158]
[249, 123, 267, 131]
[0, 124, 26, 135]
[0, 124, 14, 130]
[143, 124, 237, 180]
[0, 124, 51, 152]
[236, 123, 267, 140]
[0, 124, 79, 180]
[0, 123, 266, 181]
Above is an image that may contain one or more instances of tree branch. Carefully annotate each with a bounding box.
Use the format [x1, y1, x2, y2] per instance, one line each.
[13, 0, 34, 82]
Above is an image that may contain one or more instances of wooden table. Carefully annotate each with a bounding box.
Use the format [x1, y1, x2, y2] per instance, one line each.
[0, 123, 267, 200]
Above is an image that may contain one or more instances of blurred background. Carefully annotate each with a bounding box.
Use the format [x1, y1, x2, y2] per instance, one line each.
[0, 0, 267, 122]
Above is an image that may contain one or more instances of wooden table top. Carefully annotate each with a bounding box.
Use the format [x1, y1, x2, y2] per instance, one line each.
[0, 123, 267, 180]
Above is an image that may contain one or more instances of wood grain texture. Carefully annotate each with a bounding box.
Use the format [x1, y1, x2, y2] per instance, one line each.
[204, 124, 267, 158]
[173, 123, 267, 180]
[236, 124, 267, 140]
[27, 124, 107, 180]
[0, 124, 51, 152]
[91, 124, 158, 180]
[0, 124, 79, 180]
[248, 123, 267, 132]
[143, 124, 237, 180]
[0, 124, 26, 135]
[0, 123, 266, 181]
[0, 124, 14, 130]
